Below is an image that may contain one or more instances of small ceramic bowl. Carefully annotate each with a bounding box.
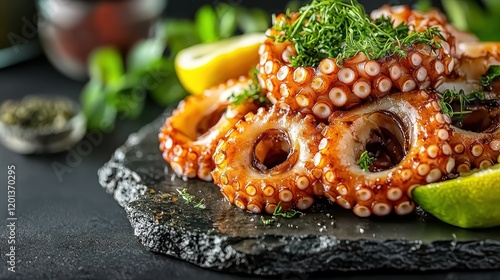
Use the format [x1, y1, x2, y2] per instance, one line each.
[0, 95, 86, 154]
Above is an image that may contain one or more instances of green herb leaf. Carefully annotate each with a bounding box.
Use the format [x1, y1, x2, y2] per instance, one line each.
[438, 88, 486, 118]
[163, 20, 201, 56]
[480, 66, 500, 88]
[81, 81, 117, 131]
[176, 188, 195, 204]
[358, 150, 375, 172]
[195, 5, 219, 43]
[147, 59, 189, 106]
[228, 82, 266, 105]
[261, 202, 304, 225]
[273, 0, 443, 67]
[261, 216, 276, 225]
[286, 0, 309, 12]
[273, 202, 304, 218]
[217, 4, 238, 39]
[111, 88, 146, 120]
[483, 0, 500, 15]
[228, 69, 268, 105]
[176, 189, 206, 209]
[237, 8, 270, 34]
[127, 39, 166, 73]
[89, 47, 124, 86]
[414, 0, 432, 13]
[441, 0, 500, 41]
[194, 198, 206, 209]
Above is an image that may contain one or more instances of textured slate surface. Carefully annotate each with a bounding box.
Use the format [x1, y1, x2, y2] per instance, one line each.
[98, 111, 500, 275]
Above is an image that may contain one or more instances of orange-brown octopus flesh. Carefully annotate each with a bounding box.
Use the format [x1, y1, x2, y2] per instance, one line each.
[371, 4, 500, 85]
[212, 105, 325, 214]
[257, 12, 454, 121]
[158, 2, 500, 218]
[449, 99, 500, 172]
[373, 5, 500, 173]
[315, 91, 455, 217]
[159, 76, 259, 181]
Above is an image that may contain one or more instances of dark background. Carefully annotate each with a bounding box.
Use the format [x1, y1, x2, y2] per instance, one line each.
[1, 0, 498, 279]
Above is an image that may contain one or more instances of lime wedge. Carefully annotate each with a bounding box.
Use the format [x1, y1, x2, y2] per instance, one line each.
[413, 164, 500, 228]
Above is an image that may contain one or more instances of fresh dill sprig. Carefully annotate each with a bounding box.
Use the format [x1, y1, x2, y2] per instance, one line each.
[261, 216, 275, 225]
[194, 198, 206, 209]
[176, 188, 195, 204]
[358, 150, 375, 171]
[228, 69, 268, 105]
[273, 202, 304, 218]
[438, 89, 486, 117]
[480, 66, 500, 88]
[272, 0, 443, 67]
[261, 202, 304, 225]
[176, 188, 205, 209]
[228, 82, 265, 105]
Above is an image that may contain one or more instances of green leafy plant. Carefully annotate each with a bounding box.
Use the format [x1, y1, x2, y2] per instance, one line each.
[272, 0, 443, 67]
[480, 66, 500, 88]
[358, 150, 375, 172]
[440, 0, 500, 41]
[228, 69, 269, 105]
[81, 3, 270, 131]
[261, 202, 304, 225]
[176, 188, 205, 209]
[438, 88, 486, 118]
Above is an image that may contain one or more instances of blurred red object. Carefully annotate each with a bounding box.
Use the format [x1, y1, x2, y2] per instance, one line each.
[37, 0, 166, 80]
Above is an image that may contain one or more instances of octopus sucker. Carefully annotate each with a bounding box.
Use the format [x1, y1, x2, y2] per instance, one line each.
[211, 105, 324, 213]
[316, 91, 454, 217]
[372, 4, 500, 84]
[157, 0, 500, 219]
[258, 12, 453, 119]
[450, 129, 500, 171]
[442, 98, 500, 171]
[159, 77, 259, 181]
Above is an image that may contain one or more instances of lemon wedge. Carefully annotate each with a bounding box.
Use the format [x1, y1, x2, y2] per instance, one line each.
[175, 33, 266, 95]
[412, 164, 500, 229]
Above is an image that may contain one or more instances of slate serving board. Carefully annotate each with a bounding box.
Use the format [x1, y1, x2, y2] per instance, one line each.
[98, 110, 500, 275]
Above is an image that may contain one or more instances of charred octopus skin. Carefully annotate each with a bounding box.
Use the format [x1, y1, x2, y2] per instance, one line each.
[211, 106, 325, 214]
[159, 76, 259, 181]
[258, 3, 453, 121]
[315, 91, 455, 217]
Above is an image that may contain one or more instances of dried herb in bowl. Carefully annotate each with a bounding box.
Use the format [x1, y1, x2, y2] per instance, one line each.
[0, 95, 86, 154]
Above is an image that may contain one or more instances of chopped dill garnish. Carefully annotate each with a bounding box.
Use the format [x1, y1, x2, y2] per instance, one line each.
[272, 0, 443, 67]
[176, 188, 205, 209]
[438, 89, 486, 117]
[228, 69, 268, 105]
[261, 216, 275, 225]
[273, 201, 304, 218]
[176, 188, 195, 204]
[194, 198, 206, 209]
[261, 202, 304, 225]
[480, 66, 500, 88]
[358, 150, 375, 171]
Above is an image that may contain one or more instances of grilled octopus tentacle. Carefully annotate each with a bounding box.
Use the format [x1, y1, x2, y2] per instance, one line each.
[159, 76, 258, 181]
[257, 15, 452, 120]
[371, 5, 500, 85]
[211, 106, 325, 214]
[315, 91, 455, 217]
[449, 101, 500, 172]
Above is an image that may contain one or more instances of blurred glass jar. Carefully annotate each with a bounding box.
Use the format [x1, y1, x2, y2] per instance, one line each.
[37, 0, 166, 80]
[0, 0, 41, 68]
